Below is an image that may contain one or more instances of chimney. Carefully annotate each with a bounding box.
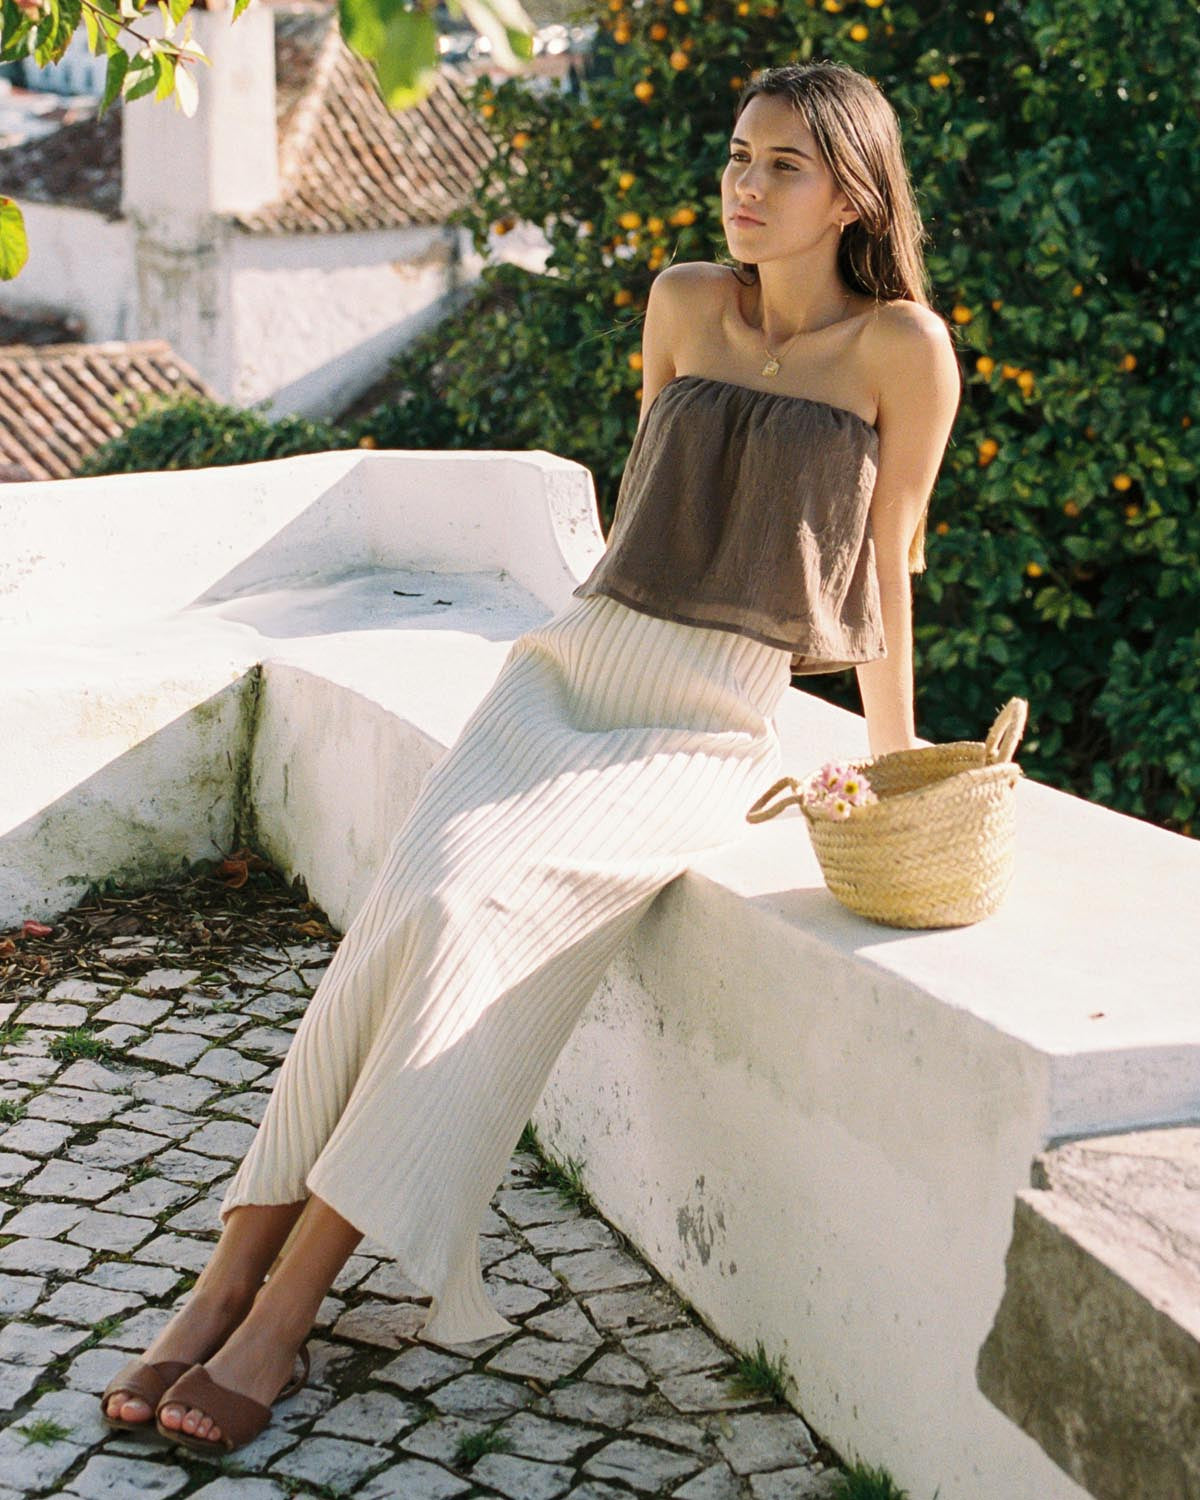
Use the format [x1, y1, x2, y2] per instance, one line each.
[121, 0, 280, 222]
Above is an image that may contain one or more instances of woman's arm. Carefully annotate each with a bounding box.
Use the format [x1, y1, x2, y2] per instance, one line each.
[856, 303, 962, 756]
[633, 263, 688, 434]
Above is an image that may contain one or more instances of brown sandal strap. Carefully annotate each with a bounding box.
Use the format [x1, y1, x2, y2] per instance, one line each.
[102, 1357, 193, 1411]
[157, 1363, 273, 1451]
[277, 1341, 311, 1401]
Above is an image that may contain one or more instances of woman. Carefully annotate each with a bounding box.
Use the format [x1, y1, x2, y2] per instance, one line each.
[101, 59, 961, 1454]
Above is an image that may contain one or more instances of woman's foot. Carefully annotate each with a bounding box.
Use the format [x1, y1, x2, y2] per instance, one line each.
[103, 1286, 258, 1427]
[156, 1299, 310, 1445]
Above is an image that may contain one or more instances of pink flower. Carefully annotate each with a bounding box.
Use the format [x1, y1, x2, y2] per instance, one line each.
[802, 761, 877, 819]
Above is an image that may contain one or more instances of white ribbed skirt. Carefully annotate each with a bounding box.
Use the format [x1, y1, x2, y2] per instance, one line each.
[218, 592, 792, 1346]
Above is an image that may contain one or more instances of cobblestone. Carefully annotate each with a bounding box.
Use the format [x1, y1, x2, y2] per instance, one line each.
[0, 1235, 92, 1275]
[0, 1150, 38, 1186]
[133, 967, 203, 993]
[127, 1031, 213, 1067]
[45, 978, 112, 1003]
[94, 994, 172, 1026]
[110, 1102, 198, 1137]
[191, 1049, 269, 1086]
[21, 1160, 126, 1200]
[26, 1086, 125, 1125]
[0, 1271, 45, 1316]
[181, 1119, 259, 1159]
[0, 887, 851, 1500]
[66, 1126, 162, 1170]
[0, 1115, 75, 1155]
[15, 1000, 90, 1028]
[36, 1280, 145, 1325]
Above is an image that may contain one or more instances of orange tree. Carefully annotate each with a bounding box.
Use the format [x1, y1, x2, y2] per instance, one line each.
[371, 0, 1196, 834]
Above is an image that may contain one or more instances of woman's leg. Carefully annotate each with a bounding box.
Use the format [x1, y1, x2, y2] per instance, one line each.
[157, 1192, 363, 1441]
[103, 1200, 307, 1424]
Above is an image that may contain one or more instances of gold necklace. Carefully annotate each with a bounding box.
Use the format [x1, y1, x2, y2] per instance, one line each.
[760, 223, 851, 377]
[761, 286, 852, 377]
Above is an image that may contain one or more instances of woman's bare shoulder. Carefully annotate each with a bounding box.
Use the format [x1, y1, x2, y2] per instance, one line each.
[648, 262, 735, 358]
[865, 297, 953, 343]
[652, 260, 737, 302]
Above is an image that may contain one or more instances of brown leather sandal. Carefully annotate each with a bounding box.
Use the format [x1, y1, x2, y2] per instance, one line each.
[153, 1341, 311, 1455]
[100, 1357, 195, 1431]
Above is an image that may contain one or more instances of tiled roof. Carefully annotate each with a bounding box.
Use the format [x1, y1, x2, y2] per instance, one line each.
[0, 338, 217, 481]
[0, 103, 123, 219]
[234, 17, 495, 234]
[0, 4, 495, 234]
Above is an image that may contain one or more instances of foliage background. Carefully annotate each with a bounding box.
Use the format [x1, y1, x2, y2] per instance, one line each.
[83, 0, 1199, 836]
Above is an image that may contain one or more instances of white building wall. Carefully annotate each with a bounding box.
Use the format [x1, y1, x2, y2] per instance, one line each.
[226, 222, 461, 416]
[129, 211, 233, 398]
[121, 0, 279, 221]
[227, 220, 552, 418]
[0, 202, 133, 340]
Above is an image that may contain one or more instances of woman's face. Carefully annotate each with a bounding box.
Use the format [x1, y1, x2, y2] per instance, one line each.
[721, 93, 846, 264]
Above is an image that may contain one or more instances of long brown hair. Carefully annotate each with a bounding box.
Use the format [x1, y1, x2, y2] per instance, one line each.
[722, 61, 942, 572]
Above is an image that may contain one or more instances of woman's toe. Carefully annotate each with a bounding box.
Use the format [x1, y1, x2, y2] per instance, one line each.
[158, 1400, 184, 1429]
[109, 1393, 149, 1421]
[191, 1409, 219, 1439]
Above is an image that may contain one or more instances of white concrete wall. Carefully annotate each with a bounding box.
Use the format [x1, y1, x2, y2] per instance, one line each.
[226, 219, 556, 417]
[4, 450, 1196, 1500]
[0, 448, 596, 922]
[226, 224, 464, 416]
[121, 0, 280, 221]
[0, 447, 594, 637]
[0, 202, 133, 340]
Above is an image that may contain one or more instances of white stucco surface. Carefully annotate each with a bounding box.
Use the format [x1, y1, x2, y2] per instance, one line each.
[122, 1, 281, 222]
[227, 225, 465, 415]
[0, 201, 133, 340]
[2, 447, 1193, 1500]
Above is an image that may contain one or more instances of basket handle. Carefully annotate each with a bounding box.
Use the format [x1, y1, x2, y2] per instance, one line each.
[984, 697, 1029, 764]
[746, 775, 808, 823]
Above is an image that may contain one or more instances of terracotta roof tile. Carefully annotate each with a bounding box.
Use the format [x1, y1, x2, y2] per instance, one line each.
[0, 338, 217, 480]
[0, 105, 123, 218]
[0, 4, 496, 234]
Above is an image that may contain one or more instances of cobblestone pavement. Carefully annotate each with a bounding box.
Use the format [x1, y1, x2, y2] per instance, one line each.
[0, 883, 848, 1500]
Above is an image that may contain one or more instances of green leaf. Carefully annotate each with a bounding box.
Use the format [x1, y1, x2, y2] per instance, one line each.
[98, 44, 127, 115]
[153, 46, 174, 99]
[0, 196, 29, 281]
[124, 54, 161, 101]
[340, 0, 441, 110]
[93, 0, 123, 48]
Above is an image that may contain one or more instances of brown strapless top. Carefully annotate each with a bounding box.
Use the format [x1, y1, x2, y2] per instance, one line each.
[571, 373, 888, 675]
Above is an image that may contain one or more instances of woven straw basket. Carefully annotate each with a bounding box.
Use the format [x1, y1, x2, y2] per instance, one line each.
[745, 697, 1029, 929]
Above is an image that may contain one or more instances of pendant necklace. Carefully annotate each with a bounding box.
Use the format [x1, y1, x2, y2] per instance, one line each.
[760, 225, 850, 378]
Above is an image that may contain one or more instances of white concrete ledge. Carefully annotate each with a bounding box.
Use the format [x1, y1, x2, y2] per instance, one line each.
[3, 451, 1197, 1500]
[0, 450, 590, 921]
